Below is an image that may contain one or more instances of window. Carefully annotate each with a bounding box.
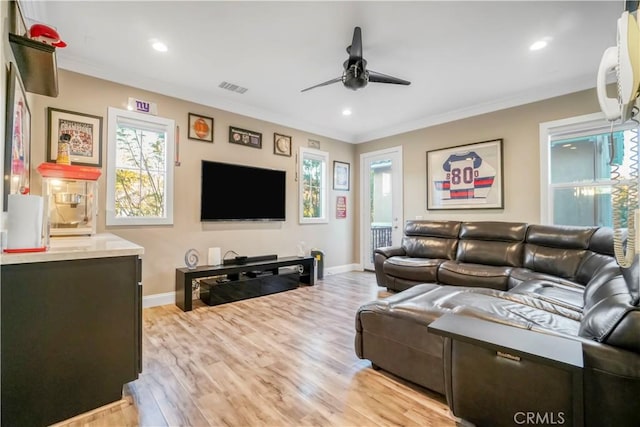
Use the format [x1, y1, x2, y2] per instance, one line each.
[299, 147, 328, 224]
[106, 107, 174, 226]
[540, 112, 638, 227]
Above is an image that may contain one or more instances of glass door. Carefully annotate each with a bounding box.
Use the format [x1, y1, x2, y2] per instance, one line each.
[360, 146, 403, 271]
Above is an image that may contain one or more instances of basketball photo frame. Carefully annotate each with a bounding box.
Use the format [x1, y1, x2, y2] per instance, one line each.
[188, 113, 214, 142]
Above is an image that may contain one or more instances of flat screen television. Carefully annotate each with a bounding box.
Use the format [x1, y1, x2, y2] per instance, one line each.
[200, 160, 286, 221]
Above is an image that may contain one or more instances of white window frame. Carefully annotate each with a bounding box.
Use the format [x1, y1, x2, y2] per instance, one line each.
[298, 147, 328, 224]
[106, 107, 175, 226]
[539, 111, 635, 224]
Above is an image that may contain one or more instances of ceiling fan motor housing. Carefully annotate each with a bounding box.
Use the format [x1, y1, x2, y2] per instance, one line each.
[343, 66, 369, 90]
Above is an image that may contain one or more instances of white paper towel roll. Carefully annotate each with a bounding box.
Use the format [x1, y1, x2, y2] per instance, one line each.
[208, 247, 221, 266]
[7, 194, 44, 249]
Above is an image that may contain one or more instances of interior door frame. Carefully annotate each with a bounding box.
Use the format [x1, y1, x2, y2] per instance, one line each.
[359, 145, 403, 270]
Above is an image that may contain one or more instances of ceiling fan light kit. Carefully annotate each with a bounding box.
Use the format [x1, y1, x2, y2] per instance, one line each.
[301, 26, 411, 93]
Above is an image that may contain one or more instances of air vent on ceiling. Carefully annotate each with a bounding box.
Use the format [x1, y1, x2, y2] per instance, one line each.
[218, 81, 248, 94]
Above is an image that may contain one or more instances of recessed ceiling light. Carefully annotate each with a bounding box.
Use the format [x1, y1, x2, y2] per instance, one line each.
[151, 40, 168, 52]
[342, 109, 352, 116]
[530, 39, 548, 51]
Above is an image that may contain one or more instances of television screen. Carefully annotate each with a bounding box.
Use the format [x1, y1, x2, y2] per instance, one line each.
[200, 160, 286, 221]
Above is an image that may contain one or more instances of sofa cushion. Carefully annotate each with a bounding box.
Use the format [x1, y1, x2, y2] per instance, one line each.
[459, 221, 527, 241]
[509, 279, 584, 312]
[359, 284, 581, 334]
[455, 221, 526, 267]
[576, 252, 620, 286]
[456, 240, 524, 267]
[507, 268, 584, 290]
[405, 220, 461, 238]
[402, 236, 458, 260]
[402, 220, 460, 259]
[580, 293, 640, 353]
[584, 275, 634, 311]
[588, 226, 625, 257]
[438, 261, 512, 290]
[526, 224, 596, 249]
[523, 224, 596, 281]
[383, 256, 443, 283]
[523, 244, 586, 281]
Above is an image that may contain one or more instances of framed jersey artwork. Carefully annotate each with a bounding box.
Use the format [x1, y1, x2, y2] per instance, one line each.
[426, 139, 503, 210]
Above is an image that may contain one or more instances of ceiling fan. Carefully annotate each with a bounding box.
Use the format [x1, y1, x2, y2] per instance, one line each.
[301, 26, 411, 92]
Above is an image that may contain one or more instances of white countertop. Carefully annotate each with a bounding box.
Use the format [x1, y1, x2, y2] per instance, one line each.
[1, 233, 144, 265]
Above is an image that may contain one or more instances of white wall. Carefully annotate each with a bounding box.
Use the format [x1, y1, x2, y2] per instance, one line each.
[29, 70, 357, 296]
[354, 88, 602, 256]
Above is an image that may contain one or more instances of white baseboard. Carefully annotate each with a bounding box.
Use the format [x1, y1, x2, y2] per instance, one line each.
[142, 263, 364, 309]
[325, 263, 362, 275]
[143, 291, 175, 308]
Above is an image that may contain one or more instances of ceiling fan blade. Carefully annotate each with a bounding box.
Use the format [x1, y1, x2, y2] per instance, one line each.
[348, 26, 363, 63]
[300, 77, 343, 92]
[368, 70, 411, 86]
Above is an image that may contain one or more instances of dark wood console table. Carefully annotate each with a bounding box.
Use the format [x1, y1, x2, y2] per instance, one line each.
[429, 314, 583, 427]
[175, 256, 315, 311]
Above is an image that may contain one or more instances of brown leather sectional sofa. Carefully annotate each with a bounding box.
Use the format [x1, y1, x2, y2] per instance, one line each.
[355, 220, 639, 427]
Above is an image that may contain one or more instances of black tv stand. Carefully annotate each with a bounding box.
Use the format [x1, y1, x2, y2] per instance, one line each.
[175, 256, 315, 311]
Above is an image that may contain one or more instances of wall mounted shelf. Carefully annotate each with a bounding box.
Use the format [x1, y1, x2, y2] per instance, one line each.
[9, 33, 59, 97]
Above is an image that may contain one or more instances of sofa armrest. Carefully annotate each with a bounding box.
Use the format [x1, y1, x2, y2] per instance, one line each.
[374, 246, 406, 258]
[429, 313, 584, 427]
[373, 246, 406, 288]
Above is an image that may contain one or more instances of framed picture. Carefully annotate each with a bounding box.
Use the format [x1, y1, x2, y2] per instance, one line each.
[336, 195, 347, 218]
[3, 62, 31, 210]
[333, 160, 350, 191]
[273, 133, 292, 156]
[427, 138, 504, 210]
[229, 126, 262, 149]
[47, 108, 103, 166]
[188, 113, 213, 142]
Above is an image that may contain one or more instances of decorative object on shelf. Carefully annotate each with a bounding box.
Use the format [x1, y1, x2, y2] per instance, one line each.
[308, 139, 320, 149]
[3, 62, 31, 211]
[229, 126, 262, 148]
[56, 133, 71, 165]
[188, 113, 213, 142]
[27, 23, 67, 48]
[333, 160, 350, 191]
[427, 138, 504, 210]
[274, 133, 292, 156]
[47, 108, 103, 167]
[207, 247, 221, 266]
[336, 195, 347, 218]
[184, 248, 200, 270]
[297, 241, 307, 257]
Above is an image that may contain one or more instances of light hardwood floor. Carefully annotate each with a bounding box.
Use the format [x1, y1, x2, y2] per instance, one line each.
[60, 271, 456, 427]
